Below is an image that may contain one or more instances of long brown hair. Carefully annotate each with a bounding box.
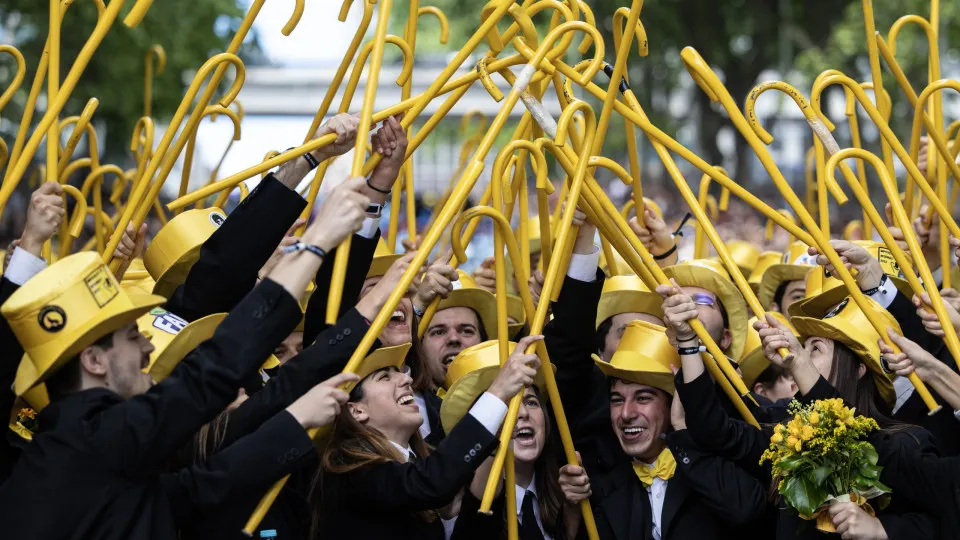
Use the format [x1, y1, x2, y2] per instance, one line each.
[827, 342, 905, 431]
[404, 311, 436, 393]
[309, 371, 436, 536]
[525, 386, 564, 538]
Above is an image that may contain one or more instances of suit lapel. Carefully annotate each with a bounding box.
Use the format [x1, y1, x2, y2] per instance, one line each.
[424, 391, 444, 446]
[597, 461, 652, 540]
[659, 473, 692, 538]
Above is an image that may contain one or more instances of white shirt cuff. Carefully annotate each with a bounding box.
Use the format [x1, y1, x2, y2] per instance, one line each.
[566, 245, 601, 282]
[358, 217, 381, 239]
[4, 247, 46, 286]
[468, 391, 509, 435]
[867, 275, 898, 310]
[954, 409, 960, 422]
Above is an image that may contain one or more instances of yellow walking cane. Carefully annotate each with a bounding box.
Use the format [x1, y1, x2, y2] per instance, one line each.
[178, 104, 241, 213]
[750, 79, 852, 236]
[694, 171, 730, 258]
[860, 0, 895, 179]
[682, 48, 941, 413]
[242, 20, 603, 533]
[825, 148, 960, 389]
[451, 205, 600, 540]
[144, 45, 165, 117]
[79, 165, 125, 253]
[0, 45, 25, 121]
[888, 14, 943, 206]
[389, 4, 450, 251]
[530, 133, 760, 427]
[1, 0, 147, 212]
[46, 0, 63, 195]
[103, 53, 246, 270]
[326, 0, 398, 325]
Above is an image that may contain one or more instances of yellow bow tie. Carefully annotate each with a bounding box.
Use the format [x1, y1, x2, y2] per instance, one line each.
[632, 448, 677, 487]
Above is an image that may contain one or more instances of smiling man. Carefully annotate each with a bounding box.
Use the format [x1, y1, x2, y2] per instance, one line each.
[543, 220, 769, 539]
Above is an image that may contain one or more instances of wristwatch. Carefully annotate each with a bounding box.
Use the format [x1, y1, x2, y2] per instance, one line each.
[366, 203, 384, 218]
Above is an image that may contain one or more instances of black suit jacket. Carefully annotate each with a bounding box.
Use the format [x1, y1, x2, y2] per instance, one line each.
[883, 289, 960, 455]
[544, 271, 768, 540]
[0, 276, 24, 481]
[0, 280, 301, 540]
[422, 389, 446, 447]
[166, 174, 306, 323]
[877, 439, 960, 539]
[315, 414, 499, 540]
[677, 370, 940, 539]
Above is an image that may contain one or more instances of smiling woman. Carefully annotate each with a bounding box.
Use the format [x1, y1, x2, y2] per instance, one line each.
[310, 337, 539, 540]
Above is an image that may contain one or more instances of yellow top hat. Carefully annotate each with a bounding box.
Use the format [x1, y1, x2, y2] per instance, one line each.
[788, 240, 912, 320]
[724, 241, 761, 276]
[591, 320, 679, 394]
[791, 296, 900, 405]
[506, 295, 526, 337]
[747, 251, 783, 293]
[144, 207, 227, 297]
[596, 275, 664, 329]
[663, 259, 749, 360]
[756, 242, 815, 309]
[843, 220, 864, 241]
[739, 312, 798, 388]
[4, 252, 165, 395]
[520, 215, 549, 254]
[367, 238, 404, 279]
[435, 271, 499, 339]
[440, 340, 550, 434]
[345, 343, 413, 394]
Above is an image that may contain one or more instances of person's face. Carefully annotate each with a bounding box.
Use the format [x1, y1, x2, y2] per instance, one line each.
[770, 280, 806, 314]
[753, 375, 798, 402]
[609, 380, 670, 462]
[803, 336, 835, 379]
[361, 276, 414, 347]
[671, 286, 731, 350]
[274, 332, 303, 365]
[513, 387, 547, 465]
[104, 324, 155, 399]
[349, 367, 422, 443]
[601, 312, 665, 362]
[422, 307, 483, 389]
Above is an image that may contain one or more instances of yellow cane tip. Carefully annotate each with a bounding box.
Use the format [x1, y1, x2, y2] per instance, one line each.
[927, 405, 943, 416]
[240, 531, 253, 538]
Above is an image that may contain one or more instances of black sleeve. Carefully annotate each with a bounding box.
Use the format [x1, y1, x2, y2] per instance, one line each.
[667, 430, 770, 525]
[335, 414, 498, 512]
[877, 427, 955, 524]
[218, 309, 372, 449]
[543, 271, 607, 427]
[166, 174, 306, 322]
[161, 409, 315, 526]
[449, 490, 504, 540]
[675, 370, 770, 479]
[796, 376, 845, 405]
[303, 231, 379, 347]
[96, 279, 302, 475]
[885, 288, 951, 368]
[0, 277, 23, 481]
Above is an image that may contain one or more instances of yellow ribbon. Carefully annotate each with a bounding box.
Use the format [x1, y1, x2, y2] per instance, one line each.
[632, 447, 677, 487]
[800, 493, 875, 533]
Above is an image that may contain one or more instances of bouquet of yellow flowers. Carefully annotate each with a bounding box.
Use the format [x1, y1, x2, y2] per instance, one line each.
[760, 399, 889, 529]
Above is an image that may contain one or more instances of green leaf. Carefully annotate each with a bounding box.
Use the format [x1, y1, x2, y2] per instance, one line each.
[778, 454, 805, 472]
[782, 475, 829, 516]
[812, 466, 832, 486]
[861, 444, 879, 466]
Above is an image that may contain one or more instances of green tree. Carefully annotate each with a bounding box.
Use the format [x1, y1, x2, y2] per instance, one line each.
[0, 0, 260, 165]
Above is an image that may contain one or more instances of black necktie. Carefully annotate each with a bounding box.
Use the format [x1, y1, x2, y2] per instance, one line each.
[519, 490, 545, 540]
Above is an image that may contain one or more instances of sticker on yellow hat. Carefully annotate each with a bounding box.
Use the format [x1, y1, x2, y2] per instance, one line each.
[84, 266, 120, 307]
[38, 306, 67, 333]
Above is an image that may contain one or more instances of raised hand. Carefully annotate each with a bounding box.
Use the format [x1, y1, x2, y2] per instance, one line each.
[413, 252, 457, 312]
[20, 182, 66, 257]
[656, 279, 699, 343]
[472, 257, 496, 294]
[367, 114, 408, 201]
[630, 209, 676, 266]
[304, 177, 371, 252]
[356, 252, 419, 320]
[487, 334, 543, 403]
[286, 372, 360, 429]
[314, 113, 363, 160]
[808, 240, 883, 291]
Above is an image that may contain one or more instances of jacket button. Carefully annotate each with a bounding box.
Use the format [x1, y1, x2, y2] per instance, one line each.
[473, 443, 482, 451]
[464, 455, 471, 463]
[336, 334, 343, 341]
[329, 339, 336, 346]
[253, 307, 267, 319]
[343, 328, 352, 336]
[469, 449, 476, 457]
[683, 457, 690, 465]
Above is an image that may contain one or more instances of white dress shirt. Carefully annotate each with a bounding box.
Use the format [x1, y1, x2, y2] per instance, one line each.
[414, 391, 433, 440]
[358, 216, 381, 239]
[863, 276, 911, 414]
[516, 474, 553, 539]
[4, 247, 46, 286]
[643, 458, 668, 540]
[566, 245, 601, 283]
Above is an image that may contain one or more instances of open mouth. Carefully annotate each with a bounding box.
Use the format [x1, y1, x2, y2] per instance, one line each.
[620, 426, 646, 442]
[388, 310, 408, 327]
[513, 426, 537, 446]
[441, 353, 458, 370]
[396, 393, 417, 408]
